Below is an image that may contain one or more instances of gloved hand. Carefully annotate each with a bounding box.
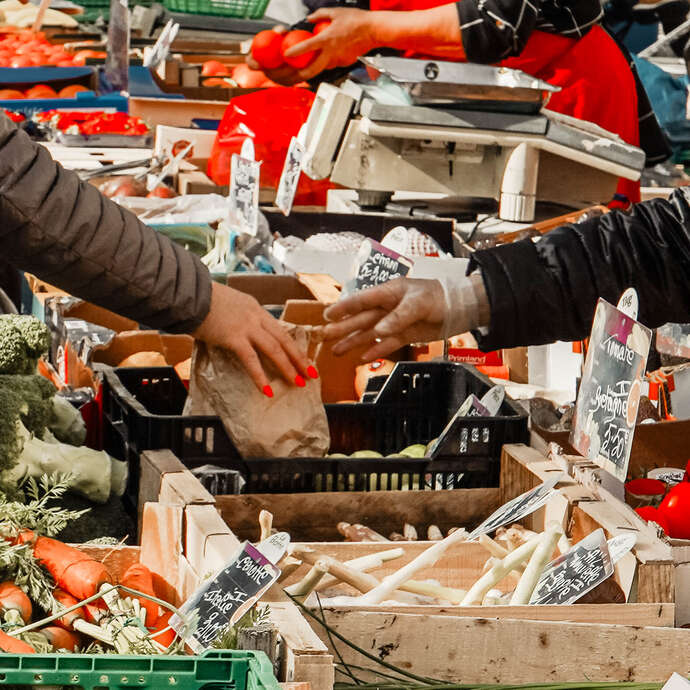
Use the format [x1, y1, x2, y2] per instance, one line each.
[322, 272, 489, 361]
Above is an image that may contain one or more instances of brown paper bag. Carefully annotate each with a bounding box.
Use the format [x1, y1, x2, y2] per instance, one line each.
[185, 324, 330, 458]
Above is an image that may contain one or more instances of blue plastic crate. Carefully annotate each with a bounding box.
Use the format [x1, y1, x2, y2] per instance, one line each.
[0, 88, 128, 116]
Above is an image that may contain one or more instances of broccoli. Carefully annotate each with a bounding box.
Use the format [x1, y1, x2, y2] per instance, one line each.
[0, 376, 119, 504]
[0, 315, 51, 375]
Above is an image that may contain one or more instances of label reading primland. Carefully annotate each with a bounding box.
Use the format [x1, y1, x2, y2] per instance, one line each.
[170, 542, 280, 654]
[570, 295, 652, 482]
[529, 529, 613, 605]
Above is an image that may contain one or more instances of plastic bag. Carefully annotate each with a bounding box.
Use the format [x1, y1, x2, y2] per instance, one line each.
[207, 87, 333, 206]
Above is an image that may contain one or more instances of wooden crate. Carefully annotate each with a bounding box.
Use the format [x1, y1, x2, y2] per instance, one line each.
[501, 444, 677, 609]
[281, 540, 674, 627]
[141, 451, 334, 690]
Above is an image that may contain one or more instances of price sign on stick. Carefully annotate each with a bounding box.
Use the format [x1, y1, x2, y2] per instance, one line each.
[276, 135, 305, 216]
[529, 529, 613, 605]
[229, 139, 261, 236]
[468, 476, 562, 541]
[570, 289, 652, 482]
[346, 239, 413, 295]
[170, 542, 280, 654]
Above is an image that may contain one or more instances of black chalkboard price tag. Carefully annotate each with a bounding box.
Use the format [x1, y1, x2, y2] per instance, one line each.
[529, 528, 613, 605]
[468, 476, 562, 540]
[170, 541, 280, 654]
[348, 239, 413, 294]
[570, 290, 652, 482]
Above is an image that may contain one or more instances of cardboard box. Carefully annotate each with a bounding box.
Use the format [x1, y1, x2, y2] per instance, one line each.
[130, 97, 230, 128]
[69, 330, 193, 391]
[226, 273, 406, 402]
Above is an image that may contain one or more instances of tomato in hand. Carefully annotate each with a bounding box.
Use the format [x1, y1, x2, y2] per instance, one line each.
[251, 30, 285, 70]
[281, 30, 316, 69]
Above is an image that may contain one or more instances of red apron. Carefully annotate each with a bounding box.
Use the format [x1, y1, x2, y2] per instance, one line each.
[369, 0, 641, 204]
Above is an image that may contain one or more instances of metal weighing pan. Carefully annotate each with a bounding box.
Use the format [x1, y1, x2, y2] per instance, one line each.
[361, 55, 560, 107]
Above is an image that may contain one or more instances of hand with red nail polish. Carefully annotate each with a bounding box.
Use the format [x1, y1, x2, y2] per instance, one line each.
[307, 365, 319, 379]
[193, 283, 312, 396]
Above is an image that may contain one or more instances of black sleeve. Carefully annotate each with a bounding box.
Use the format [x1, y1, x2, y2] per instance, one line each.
[456, 0, 539, 63]
[0, 115, 212, 333]
[469, 188, 690, 350]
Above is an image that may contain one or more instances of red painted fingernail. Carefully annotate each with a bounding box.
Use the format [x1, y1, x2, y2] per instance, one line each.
[295, 375, 306, 387]
[263, 385, 274, 398]
[307, 366, 319, 379]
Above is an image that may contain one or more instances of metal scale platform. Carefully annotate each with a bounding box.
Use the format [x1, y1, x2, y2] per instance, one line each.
[300, 56, 646, 234]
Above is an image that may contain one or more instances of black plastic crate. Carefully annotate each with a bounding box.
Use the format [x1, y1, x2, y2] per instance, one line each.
[101, 362, 528, 507]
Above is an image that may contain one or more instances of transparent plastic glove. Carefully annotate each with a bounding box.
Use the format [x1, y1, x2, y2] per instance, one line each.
[322, 273, 489, 361]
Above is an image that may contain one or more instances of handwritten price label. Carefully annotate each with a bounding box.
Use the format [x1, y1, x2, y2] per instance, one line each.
[170, 542, 280, 653]
[570, 294, 651, 481]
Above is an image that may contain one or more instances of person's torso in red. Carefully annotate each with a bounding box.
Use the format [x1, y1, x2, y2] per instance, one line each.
[368, 0, 640, 203]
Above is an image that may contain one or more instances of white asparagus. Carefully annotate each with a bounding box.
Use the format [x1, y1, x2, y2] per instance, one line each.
[479, 534, 526, 573]
[428, 525, 443, 541]
[259, 510, 273, 541]
[461, 536, 541, 605]
[483, 588, 504, 606]
[403, 524, 418, 541]
[510, 526, 562, 605]
[315, 548, 404, 591]
[558, 534, 573, 556]
[357, 528, 468, 605]
[293, 547, 467, 602]
[285, 560, 329, 598]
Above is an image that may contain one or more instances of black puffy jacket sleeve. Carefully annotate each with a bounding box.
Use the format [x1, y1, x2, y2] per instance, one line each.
[469, 188, 690, 350]
[0, 115, 212, 333]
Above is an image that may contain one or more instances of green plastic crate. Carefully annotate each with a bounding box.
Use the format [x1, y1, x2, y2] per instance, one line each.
[0, 649, 280, 689]
[162, 0, 269, 18]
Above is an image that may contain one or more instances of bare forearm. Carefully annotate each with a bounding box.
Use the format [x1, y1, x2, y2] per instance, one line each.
[370, 5, 465, 58]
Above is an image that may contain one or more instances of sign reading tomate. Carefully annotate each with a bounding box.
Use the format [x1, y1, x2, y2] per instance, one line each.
[170, 542, 280, 653]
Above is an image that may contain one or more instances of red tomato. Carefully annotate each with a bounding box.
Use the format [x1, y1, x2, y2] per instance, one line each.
[72, 49, 99, 66]
[281, 30, 316, 69]
[313, 20, 331, 34]
[58, 84, 89, 99]
[56, 59, 74, 67]
[25, 85, 57, 99]
[0, 89, 25, 100]
[9, 55, 33, 68]
[47, 51, 72, 65]
[658, 483, 690, 539]
[201, 60, 230, 77]
[147, 185, 177, 198]
[231, 63, 267, 89]
[251, 30, 284, 70]
[202, 77, 232, 88]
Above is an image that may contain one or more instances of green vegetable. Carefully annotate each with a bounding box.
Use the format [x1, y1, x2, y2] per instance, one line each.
[0, 315, 50, 375]
[0, 377, 118, 503]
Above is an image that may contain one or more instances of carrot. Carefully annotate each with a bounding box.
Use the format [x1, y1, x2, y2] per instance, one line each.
[84, 603, 106, 623]
[150, 610, 176, 648]
[0, 581, 31, 623]
[39, 626, 81, 652]
[52, 588, 86, 630]
[120, 563, 159, 627]
[31, 536, 112, 600]
[0, 629, 35, 654]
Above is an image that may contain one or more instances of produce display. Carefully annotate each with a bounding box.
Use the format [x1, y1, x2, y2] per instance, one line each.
[0, 32, 103, 67]
[200, 60, 281, 89]
[250, 27, 327, 70]
[35, 110, 148, 136]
